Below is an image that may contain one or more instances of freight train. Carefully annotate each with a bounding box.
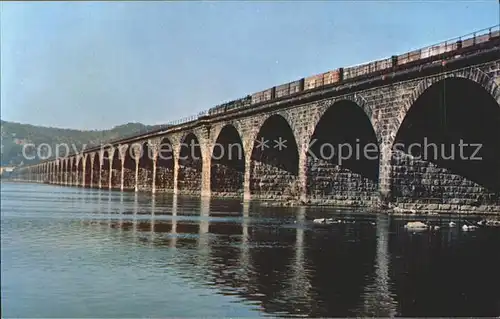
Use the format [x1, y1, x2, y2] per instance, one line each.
[207, 26, 499, 117]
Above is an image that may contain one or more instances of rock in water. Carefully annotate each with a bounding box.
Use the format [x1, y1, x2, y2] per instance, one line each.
[404, 221, 428, 230]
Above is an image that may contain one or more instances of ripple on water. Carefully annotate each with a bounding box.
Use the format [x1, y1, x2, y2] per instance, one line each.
[2, 182, 500, 317]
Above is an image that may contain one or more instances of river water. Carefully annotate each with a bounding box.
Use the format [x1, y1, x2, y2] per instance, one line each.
[1, 182, 500, 317]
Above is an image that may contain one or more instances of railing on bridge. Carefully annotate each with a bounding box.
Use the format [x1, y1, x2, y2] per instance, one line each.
[166, 110, 208, 126]
[344, 25, 500, 80]
[57, 110, 209, 157]
[77, 111, 208, 151]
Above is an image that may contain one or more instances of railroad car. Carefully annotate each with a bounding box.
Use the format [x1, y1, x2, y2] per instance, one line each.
[203, 26, 499, 121]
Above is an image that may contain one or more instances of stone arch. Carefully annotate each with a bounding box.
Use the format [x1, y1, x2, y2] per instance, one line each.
[54, 160, 59, 183]
[110, 149, 121, 189]
[308, 93, 376, 142]
[45, 162, 49, 183]
[156, 137, 175, 192]
[84, 154, 92, 187]
[69, 157, 77, 186]
[75, 156, 83, 186]
[51, 162, 55, 183]
[48, 161, 54, 183]
[62, 158, 69, 184]
[244, 111, 301, 166]
[178, 132, 203, 194]
[391, 75, 500, 206]
[210, 120, 244, 147]
[305, 99, 379, 204]
[57, 160, 62, 183]
[391, 67, 500, 146]
[91, 152, 100, 188]
[250, 114, 300, 198]
[123, 144, 136, 190]
[44, 163, 48, 182]
[101, 149, 113, 189]
[47, 162, 51, 183]
[137, 140, 154, 191]
[210, 124, 245, 196]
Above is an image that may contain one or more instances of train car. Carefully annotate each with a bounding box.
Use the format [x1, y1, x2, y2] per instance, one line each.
[461, 32, 491, 49]
[251, 88, 275, 104]
[235, 96, 252, 109]
[343, 63, 371, 81]
[490, 29, 500, 39]
[323, 70, 341, 85]
[251, 91, 265, 104]
[208, 95, 252, 115]
[420, 46, 435, 59]
[289, 79, 304, 94]
[208, 104, 225, 115]
[366, 58, 392, 74]
[375, 58, 393, 72]
[441, 42, 459, 55]
[397, 49, 422, 66]
[475, 33, 491, 45]
[430, 44, 443, 57]
[304, 74, 324, 90]
[462, 37, 476, 49]
[275, 83, 290, 98]
[263, 87, 275, 101]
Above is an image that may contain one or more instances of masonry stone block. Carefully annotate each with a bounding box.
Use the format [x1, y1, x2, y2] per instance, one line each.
[20, 55, 500, 214]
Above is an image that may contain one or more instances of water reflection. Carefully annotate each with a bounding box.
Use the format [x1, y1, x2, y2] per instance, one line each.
[239, 202, 251, 292]
[197, 197, 211, 270]
[171, 194, 178, 249]
[357, 214, 397, 317]
[76, 193, 500, 317]
[106, 191, 112, 233]
[150, 195, 156, 243]
[282, 207, 314, 316]
[3, 183, 500, 318]
[132, 193, 138, 240]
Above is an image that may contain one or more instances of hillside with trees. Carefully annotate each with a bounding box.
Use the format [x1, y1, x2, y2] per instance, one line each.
[0, 120, 166, 166]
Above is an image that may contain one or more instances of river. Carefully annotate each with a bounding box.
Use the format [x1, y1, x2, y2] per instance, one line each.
[1, 182, 499, 317]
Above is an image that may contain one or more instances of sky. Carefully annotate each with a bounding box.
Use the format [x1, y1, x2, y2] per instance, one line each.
[1, 1, 499, 130]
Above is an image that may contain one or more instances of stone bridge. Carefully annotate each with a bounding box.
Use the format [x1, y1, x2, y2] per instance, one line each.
[13, 28, 500, 213]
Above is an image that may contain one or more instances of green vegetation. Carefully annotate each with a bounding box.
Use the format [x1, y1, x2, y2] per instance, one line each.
[0, 120, 165, 166]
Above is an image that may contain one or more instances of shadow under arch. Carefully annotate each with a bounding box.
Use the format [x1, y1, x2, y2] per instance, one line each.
[84, 155, 92, 187]
[101, 149, 113, 189]
[250, 114, 299, 198]
[178, 132, 203, 194]
[63, 158, 69, 184]
[76, 157, 84, 186]
[211, 124, 245, 197]
[71, 157, 79, 186]
[91, 153, 100, 188]
[391, 76, 500, 204]
[306, 99, 379, 203]
[66, 158, 74, 185]
[137, 141, 153, 192]
[123, 145, 136, 190]
[110, 149, 121, 189]
[156, 137, 175, 192]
